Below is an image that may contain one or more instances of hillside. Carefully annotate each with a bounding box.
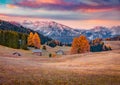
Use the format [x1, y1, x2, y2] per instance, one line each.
[0, 45, 120, 85]
[0, 20, 52, 44]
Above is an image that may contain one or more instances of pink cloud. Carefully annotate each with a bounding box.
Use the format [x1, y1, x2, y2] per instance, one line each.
[15, 0, 65, 8]
[13, 0, 120, 12]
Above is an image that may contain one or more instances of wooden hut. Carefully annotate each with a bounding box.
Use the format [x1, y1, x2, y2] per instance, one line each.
[32, 49, 42, 56]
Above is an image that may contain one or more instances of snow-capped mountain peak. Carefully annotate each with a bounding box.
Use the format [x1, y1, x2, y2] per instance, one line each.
[20, 20, 120, 43]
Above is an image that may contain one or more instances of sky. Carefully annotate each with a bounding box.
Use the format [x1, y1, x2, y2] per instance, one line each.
[0, 0, 120, 29]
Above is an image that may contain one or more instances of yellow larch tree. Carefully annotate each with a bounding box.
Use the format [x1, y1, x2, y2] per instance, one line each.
[27, 32, 34, 47]
[32, 33, 41, 49]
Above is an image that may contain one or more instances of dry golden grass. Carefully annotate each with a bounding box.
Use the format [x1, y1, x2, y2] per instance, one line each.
[0, 45, 120, 85]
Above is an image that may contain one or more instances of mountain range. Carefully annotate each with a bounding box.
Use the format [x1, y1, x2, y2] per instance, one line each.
[21, 20, 120, 43]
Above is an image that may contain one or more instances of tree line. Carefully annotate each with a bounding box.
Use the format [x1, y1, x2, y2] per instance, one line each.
[0, 30, 28, 49]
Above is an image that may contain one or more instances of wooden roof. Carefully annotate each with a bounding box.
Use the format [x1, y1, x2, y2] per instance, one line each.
[32, 49, 42, 52]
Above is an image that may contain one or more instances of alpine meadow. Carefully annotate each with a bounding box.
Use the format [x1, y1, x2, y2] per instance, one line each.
[0, 0, 120, 85]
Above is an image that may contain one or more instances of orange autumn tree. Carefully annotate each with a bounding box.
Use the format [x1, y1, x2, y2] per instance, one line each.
[71, 35, 90, 54]
[27, 32, 34, 46]
[32, 33, 41, 49]
[71, 37, 79, 54]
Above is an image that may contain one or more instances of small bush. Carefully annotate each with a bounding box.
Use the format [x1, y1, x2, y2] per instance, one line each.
[42, 45, 46, 50]
[52, 54, 56, 57]
[49, 53, 52, 58]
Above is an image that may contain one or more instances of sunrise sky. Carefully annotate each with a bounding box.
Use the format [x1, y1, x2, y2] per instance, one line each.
[0, 0, 120, 29]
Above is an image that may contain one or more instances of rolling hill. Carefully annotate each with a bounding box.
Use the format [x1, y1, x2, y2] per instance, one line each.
[0, 45, 120, 85]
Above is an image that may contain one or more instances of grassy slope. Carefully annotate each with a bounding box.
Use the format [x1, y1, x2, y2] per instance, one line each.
[0, 45, 120, 85]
